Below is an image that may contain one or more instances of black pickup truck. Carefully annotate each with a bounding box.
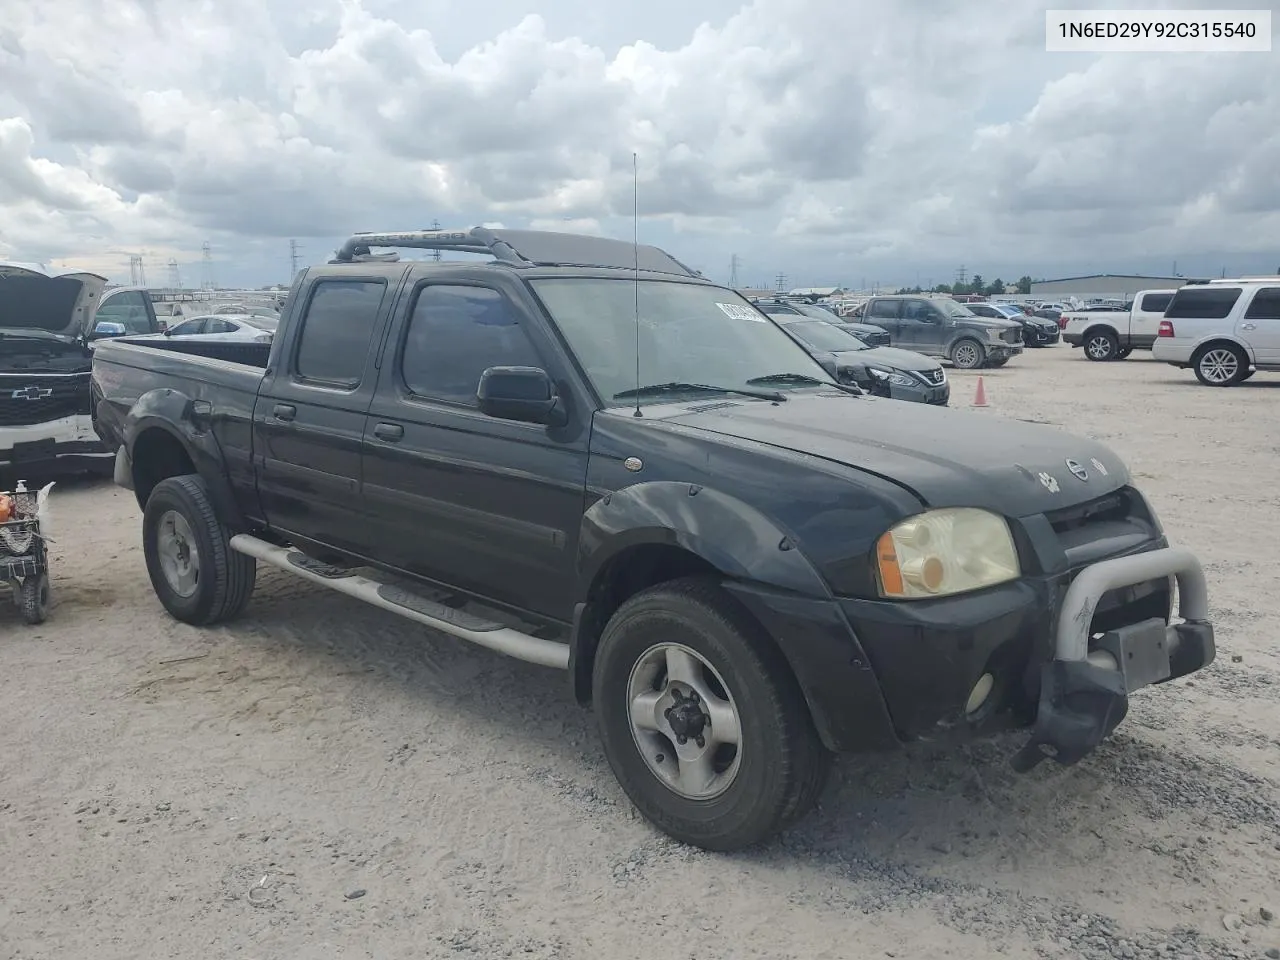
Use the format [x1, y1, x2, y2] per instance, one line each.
[91, 228, 1215, 851]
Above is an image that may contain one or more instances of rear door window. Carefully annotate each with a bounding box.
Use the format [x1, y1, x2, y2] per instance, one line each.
[1164, 287, 1241, 320]
[294, 279, 387, 387]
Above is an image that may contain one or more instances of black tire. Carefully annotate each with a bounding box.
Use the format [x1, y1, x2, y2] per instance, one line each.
[1115, 346, 1134, 360]
[592, 576, 830, 851]
[1192, 342, 1249, 387]
[19, 574, 50, 625]
[1084, 329, 1119, 361]
[142, 474, 256, 625]
[986, 357, 1009, 368]
[1240, 369, 1255, 382]
[950, 338, 986, 370]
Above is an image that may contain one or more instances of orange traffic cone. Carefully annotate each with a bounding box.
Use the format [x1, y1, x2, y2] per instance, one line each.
[972, 376, 989, 407]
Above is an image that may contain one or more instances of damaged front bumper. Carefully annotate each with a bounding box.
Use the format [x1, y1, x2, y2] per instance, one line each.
[1010, 545, 1214, 772]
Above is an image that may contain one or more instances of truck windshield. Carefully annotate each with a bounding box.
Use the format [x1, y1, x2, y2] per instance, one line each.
[935, 299, 976, 318]
[529, 278, 836, 405]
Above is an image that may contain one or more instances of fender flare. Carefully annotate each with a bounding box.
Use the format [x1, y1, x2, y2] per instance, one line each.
[1189, 334, 1257, 364]
[122, 387, 246, 530]
[574, 481, 831, 607]
[569, 481, 832, 699]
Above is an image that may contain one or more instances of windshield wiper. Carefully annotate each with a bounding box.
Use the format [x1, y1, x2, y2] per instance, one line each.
[745, 373, 829, 386]
[613, 381, 785, 402]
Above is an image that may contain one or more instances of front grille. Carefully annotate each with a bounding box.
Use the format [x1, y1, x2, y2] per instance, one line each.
[914, 368, 946, 386]
[0, 374, 90, 426]
[1001, 328, 1022, 344]
[1043, 486, 1159, 565]
[865, 331, 891, 346]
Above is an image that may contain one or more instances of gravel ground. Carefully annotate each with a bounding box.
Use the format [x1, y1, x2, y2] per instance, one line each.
[1, 346, 1277, 960]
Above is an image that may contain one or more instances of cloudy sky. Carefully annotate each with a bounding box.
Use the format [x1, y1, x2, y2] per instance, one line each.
[1, 0, 1277, 290]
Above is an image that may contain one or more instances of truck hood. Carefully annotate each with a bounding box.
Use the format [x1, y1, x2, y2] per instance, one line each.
[662, 392, 1129, 517]
[0, 261, 108, 339]
[965, 316, 1020, 332]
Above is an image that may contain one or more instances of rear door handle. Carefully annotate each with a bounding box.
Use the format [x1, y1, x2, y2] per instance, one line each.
[1242, 323, 1256, 331]
[373, 422, 404, 442]
[272, 403, 296, 422]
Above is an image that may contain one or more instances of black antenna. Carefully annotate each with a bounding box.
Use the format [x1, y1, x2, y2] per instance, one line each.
[632, 152, 643, 418]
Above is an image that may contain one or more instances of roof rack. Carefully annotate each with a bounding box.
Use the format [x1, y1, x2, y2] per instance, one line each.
[330, 227, 702, 279]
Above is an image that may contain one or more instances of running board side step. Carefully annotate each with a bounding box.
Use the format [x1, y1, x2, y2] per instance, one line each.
[228, 534, 570, 670]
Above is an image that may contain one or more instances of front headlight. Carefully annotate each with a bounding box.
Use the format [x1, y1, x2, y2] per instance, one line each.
[868, 367, 916, 388]
[874, 508, 1020, 599]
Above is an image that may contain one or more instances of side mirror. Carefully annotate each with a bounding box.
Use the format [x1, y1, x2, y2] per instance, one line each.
[163, 326, 173, 336]
[476, 366, 566, 426]
[91, 320, 128, 340]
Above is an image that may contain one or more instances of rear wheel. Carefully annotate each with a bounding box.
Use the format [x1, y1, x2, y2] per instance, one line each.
[19, 574, 49, 625]
[592, 577, 830, 851]
[1084, 329, 1119, 361]
[1192, 343, 1248, 386]
[950, 338, 986, 370]
[142, 475, 256, 625]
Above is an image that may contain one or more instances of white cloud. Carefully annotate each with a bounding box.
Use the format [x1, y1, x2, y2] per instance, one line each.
[0, 0, 1277, 286]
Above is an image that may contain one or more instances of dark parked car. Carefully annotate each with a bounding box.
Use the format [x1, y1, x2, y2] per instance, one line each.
[751, 297, 891, 346]
[0, 264, 159, 481]
[859, 295, 1024, 369]
[91, 227, 1215, 852]
[777, 318, 949, 405]
[966, 302, 1061, 347]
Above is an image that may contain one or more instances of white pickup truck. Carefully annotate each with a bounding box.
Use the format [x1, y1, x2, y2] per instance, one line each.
[1061, 289, 1176, 361]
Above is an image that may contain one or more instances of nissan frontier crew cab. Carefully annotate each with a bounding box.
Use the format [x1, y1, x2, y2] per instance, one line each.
[90, 228, 1215, 852]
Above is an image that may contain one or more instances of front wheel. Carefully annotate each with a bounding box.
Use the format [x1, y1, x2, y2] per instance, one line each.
[142, 474, 257, 625]
[950, 338, 986, 370]
[1115, 346, 1134, 360]
[1193, 343, 1249, 386]
[986, 357, 1009, 368]
[592, 577, 830, 851]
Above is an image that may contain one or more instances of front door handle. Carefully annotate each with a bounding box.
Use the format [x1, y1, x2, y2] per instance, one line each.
[373, 422, 404, 442]
[272, 403, 296, 422]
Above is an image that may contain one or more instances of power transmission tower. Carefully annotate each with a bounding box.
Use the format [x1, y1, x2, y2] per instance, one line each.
[430, 220, 442, 261]
[289, 239, 301, 279]
[955, 265, 967, 289]
[167, 258, 182, 289]
[775, 272, 787, 293]
[729, 254, 741, 288]
[129, 255, 147, 286]
[201, 242, 215, 291]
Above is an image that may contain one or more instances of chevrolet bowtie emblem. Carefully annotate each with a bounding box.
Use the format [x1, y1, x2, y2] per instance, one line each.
[11, 385, 53, 400]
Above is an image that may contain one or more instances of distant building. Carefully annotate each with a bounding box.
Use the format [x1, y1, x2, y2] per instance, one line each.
[787, 286, 846, 300]
[1031, 274, 1198, 299]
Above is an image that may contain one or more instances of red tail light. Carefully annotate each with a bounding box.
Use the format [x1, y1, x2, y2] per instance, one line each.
[1058, 315, 1069, 329]
[1158, 320, 1175, 338]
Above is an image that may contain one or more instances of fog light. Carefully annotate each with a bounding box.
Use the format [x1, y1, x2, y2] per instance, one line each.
[965, 673, 995, 715]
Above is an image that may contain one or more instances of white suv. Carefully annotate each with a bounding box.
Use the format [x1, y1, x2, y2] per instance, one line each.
[1152, 279, 1280, 386]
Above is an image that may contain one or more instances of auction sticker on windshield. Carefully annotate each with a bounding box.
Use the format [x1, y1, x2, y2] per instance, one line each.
[716, 302, 766, 322]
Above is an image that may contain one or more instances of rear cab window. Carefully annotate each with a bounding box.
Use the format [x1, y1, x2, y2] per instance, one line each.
[1164, 287, 1241, 320]
[1138, 293, 1173, 313]
[293, 279, 387, 387]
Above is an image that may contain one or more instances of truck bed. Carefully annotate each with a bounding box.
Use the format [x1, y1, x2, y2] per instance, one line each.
[109, 335, 272, 369]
